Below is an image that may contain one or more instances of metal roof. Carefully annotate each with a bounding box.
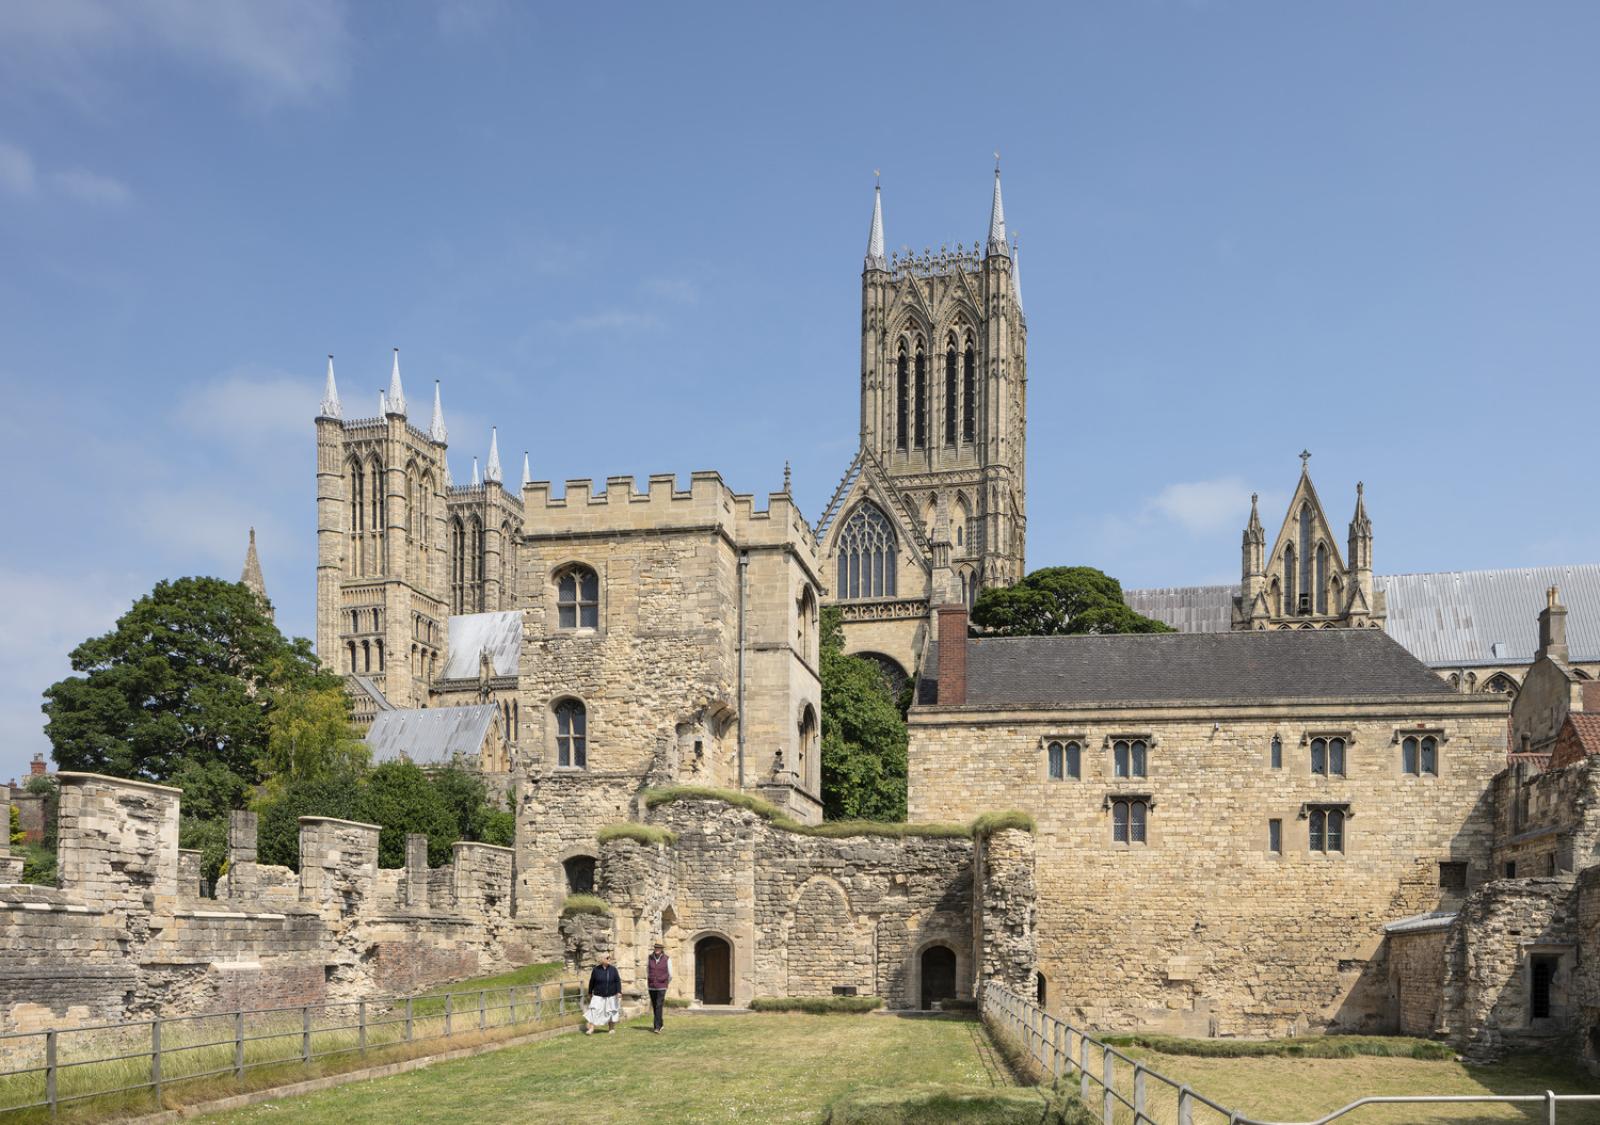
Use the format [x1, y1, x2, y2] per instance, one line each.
[921, 628, 1452, 708]
[366, 704, 498, 765]
[1126, 564, 1600, 667]
[443, 611, 522, 680]
[1383, 911, 1457, 935]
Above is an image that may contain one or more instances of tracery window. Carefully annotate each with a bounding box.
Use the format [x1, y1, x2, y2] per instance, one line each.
[555, 699, 587, 768]
[1112, 798, 1149, 844]
[1309, 806, 1345, 853]
[836, 502, 897, 599]
[556, 564, 600, 628]
[1310, 736, 1346, 776]
[1315, 544, 1328, 614]
[449, 517, 466, 614]
[913, 345, 927, 448]
[1283, 545, 1297, 615]
[944, 339, 958, 446]
[962, 342, 976, 443]
[895, 347, 909, 451]
[1113, 738, 1147, 779]
[1297, 505, 1313, 614]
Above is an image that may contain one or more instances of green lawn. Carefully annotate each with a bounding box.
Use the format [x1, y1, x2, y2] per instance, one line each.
[197, 1012, 1012, 1125]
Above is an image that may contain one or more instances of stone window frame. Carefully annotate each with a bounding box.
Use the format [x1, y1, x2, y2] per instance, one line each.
[1041, 735, 1086, 783]
[1394, 726, 1448, 778]
[1104, 792, 1155, 846]
[550, 559, 602, 633]
[1104, 733, 1156, 780]
[1267, 817, 1284, 856]
[1302, 730, 1354, 777]
[1269, 733, 1284, 771]
[1300, 801, 1352, 856]
[686, 927, 743, 1007]
[550, 695, 590, 770]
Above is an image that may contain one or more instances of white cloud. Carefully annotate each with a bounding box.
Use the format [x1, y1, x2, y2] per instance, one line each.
[177, 368, 318, 444]
[1145, 477, 1257, 535]
[0, 0, 350, 108]
[0, 141, 36, 194]
[51, 169, 131, 206]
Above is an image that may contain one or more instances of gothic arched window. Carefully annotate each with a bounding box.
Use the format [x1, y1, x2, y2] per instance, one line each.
[913, 343, 927, 449]
[449, 516, 466, 614]
[554, 699, 587, 769]
[836, 502, 897, 599]
[556, 564, 600, 628]
[1315, 543, 1328, 614]
[962, 340, 976, 443]
[1298, 505, 1313, 614]
[944, 337, 958, 446]
[1283, 545, 1297, 615]
[895, 346, 909, 451]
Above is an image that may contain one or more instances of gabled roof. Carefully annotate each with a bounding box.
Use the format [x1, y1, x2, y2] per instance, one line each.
[443, 611, 522, 680]
[366, 704, 498, 765]
[920, 628, 1453, 709]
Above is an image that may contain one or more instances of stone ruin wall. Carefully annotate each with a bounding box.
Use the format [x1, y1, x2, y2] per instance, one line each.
[0, 773, 535, 1035]
[579, 796, 1036, 1011]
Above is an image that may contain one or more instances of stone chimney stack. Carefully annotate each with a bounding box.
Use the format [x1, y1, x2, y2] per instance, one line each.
[937, 605, 968, 706]
[1538, 585, 1569, 665]
[30, 754, 46, 777]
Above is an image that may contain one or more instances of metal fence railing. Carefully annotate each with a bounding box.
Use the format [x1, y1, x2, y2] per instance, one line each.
[981, 981, 1600, 1125]
[0, 978, 583, 1118]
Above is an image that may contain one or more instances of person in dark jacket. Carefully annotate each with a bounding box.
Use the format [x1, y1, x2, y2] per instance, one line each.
[646, 941, 672, 1033]
[584, 953, 622, 1034]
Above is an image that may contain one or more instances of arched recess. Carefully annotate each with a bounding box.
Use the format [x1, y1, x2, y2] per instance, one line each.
[692, 931, 735, 1006]
[953, 493, 971, 551]
[855, 651, 908, 697]
[917, 942, 959, 1010]
[786, 877, 859, 996]
[562, 854, 596, 895]
[796, 703, 819, 787]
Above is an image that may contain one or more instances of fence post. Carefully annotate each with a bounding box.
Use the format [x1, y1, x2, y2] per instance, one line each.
[535, 984, 543, 1021]
[1133, 1065, 1146, 1124]
[1080, 1037, 1091, 1103]
[234, 1011, 244, 1081]
[301, 1006, 311, 1064]
[405, 997, 414, 1042]
[45, 1029, 57, 1117]
[480, 989, 487, 1030]
[510, 986, 518, 1026]
[1102, 1046, 1115, 1124]
[1178, 1086, 1195, 1125]
[445, 992, 453, 1038]
[151, 1018, 163, 1106]
[359, 1000, 367, 1052]
[560, 984, 567, 1017]
[1547, 1090, 1557, 1125]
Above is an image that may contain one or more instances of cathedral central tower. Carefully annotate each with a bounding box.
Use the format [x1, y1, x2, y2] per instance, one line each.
[818, 167, 1029, 683]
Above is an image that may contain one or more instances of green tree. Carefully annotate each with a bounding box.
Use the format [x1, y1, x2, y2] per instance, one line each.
[257, 682, 369, 800]
[356, 761, 460, 867]
[819, 608, 908, 822]
[970, 566, 1175, 637]
[42, 577, 339, 789]
[430, 764, 494, 843]
[255, 772, 363, 870]
[8, 805, 22, 849]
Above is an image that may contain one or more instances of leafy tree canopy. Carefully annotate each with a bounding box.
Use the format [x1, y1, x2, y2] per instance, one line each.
[42, 577, 339, 789]
[819, 608, 907, 822]
[970, 566, 1175, 637]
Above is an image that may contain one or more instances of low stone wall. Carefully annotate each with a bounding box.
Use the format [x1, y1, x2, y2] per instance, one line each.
[0, 774, 537, 1033]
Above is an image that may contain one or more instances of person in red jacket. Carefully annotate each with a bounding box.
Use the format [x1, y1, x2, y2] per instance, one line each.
[646, 941, 672, 1034]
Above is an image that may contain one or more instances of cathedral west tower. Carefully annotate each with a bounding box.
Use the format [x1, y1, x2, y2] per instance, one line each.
[818, 166, 1029, 683]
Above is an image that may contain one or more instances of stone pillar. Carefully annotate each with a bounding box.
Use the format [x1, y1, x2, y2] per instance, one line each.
[222, 809, 259, 899]
[298, 816, 380, 916]
[0, 785, 21, 884]
[405, 833, 429, 908]
[974, 826, 1037, 998]
[177, 849, 204, 897]
[56, 773, 181, 913]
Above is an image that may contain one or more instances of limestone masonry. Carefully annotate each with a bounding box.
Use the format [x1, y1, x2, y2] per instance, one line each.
[5, 171, 1600, 1073]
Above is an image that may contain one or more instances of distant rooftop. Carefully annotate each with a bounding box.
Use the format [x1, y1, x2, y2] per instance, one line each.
[1126, 564, 1600, 667]
[442, 611, 522, 680]
[366, 704, 498, 765]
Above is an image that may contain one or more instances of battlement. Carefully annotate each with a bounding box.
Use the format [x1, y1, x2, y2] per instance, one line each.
[888, 243, 986, 280]
[521, 470, 818, 554]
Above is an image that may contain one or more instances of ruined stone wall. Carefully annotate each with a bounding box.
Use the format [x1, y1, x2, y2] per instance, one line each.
[1492, 756, 1600, 878]
[1572, 865, 1600, 1071]
[590, 797, 1034, 1011]
[909, 700, 1507, 1036]
[0, 774, 539, 1034]
[1386, 927, 1447, 1036]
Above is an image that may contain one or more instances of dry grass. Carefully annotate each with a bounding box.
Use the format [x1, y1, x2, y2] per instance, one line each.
[192, 1011, 1012, 1124]
[642, 785, 1032, 841]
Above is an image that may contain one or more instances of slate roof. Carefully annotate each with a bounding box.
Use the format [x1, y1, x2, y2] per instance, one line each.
[442, 611, 522, 680]
[1125, 564, 1600, 667]
[366, 704, 498, 765]
[920, 628, 1453, 709]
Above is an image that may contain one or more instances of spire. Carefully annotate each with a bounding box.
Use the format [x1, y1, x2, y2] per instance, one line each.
[1246, 492, 1263, 536]
[783, 460, 792, 494]
[319, 355, 342, 418]
[379, 389, 387, 416]
[444, 457, 453, 488]
[521, 451, 532, 489]
[864, 176, 886, 272]
[1011, 236, 1024, 311]
[386, 347, 406, 416]
[240, 528, 273, 621]
[986, 156, 1008, 257]
[471, 457, 480, 487]
[1350, 480, 1370, 535]
[485, 427, 502, 484]
[429, 381, 448, 444]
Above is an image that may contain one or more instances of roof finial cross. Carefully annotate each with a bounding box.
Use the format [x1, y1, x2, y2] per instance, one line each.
[1299, 449, 1312, 471]
[994, 150, 1001, 172]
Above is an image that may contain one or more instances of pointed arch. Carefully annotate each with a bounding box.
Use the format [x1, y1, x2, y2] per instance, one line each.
[943, 333, 958, 446]
[912, 337, 927, 449]
[835, 501, 897, 599]
[449, 515, 467, 613]
[1283, 545, 1297, 614]
[499, 520, 514, 609]
[954, 492, 972, 551]
[1315, 542, 1328, 614]
[895, 343, 909, 451]
[962, 332, 977, 443]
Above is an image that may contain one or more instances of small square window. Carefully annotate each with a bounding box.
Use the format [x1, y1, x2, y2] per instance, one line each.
[1505, 861, 1517, 879]
[1438, 862, 1467, 891]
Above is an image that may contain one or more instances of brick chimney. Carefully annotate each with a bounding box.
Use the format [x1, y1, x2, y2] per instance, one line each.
[1538, 586, 1569, 665]
[936, 605, 969, 707]
[29, 754, 46, 777]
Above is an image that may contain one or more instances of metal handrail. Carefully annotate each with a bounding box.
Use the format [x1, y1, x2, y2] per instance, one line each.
[0, 977, 583, 1117]
[980, 982, 1600, 1125]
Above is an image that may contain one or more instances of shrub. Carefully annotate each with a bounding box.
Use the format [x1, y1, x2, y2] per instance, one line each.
[749, 995, 883, 1014]
[642, 787, 1034, 841]
[596, 823, 677, 846]
[560, 893, 613, 917]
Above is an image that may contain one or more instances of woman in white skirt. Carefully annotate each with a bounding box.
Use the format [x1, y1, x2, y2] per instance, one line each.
[584, 952, 622, 1034]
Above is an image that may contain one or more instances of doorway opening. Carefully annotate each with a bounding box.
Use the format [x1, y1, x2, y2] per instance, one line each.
[920, 945, 957, 1010]
[695, 935, 732, 1005]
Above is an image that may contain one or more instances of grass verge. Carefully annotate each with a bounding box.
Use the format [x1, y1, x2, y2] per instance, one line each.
[642, 785, 1032, 841]
[825, 1083, 1051, 1124]
[1102, 1031, 1455, 1061]
[748, 996, 884, 1014]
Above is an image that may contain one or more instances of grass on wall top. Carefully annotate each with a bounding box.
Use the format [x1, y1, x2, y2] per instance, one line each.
[641, 785, 1033, 840]
[559, 893, 613, 917]
[596, 823, 677, 846]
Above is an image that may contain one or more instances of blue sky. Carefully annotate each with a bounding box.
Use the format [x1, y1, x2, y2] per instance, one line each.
[1, 1, 1597, 782]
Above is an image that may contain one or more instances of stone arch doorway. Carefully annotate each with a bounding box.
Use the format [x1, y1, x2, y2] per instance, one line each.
[920, 944, 957, 1010]
[695, 935, 733, 1005]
